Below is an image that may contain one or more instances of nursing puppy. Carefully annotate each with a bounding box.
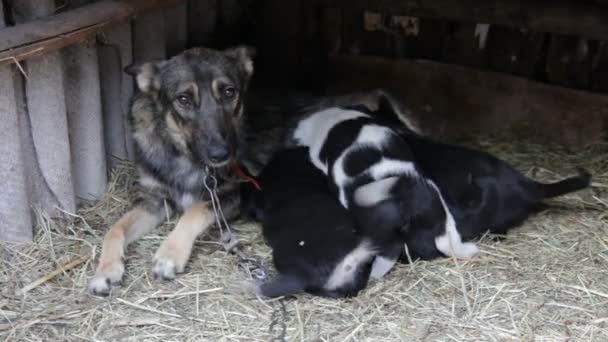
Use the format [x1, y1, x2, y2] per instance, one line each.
[404, 136, 592, 241]
[352, 96, 592, 243]
[244, 147, 376, 298]
[290, 107, 479, 279]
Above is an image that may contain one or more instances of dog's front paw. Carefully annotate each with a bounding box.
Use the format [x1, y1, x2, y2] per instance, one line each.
[152, 243, 188, 280]
[88, 261, 125, 297]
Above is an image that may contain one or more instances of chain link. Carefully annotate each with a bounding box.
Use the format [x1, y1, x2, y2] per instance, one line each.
[203, 168, 288, 341]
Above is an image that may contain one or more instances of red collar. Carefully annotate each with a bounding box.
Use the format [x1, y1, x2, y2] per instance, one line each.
[232, 163, 261, 190]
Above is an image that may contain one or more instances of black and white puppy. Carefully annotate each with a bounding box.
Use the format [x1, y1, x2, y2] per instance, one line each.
[352, 97, 593, 244]
[291, 107, 480, 279]
[402, 136, 592, 242]
[243, 147, 377, 298]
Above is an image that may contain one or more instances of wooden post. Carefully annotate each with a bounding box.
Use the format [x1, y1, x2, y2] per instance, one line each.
[0, 1, 33, 242]
[164, 3, 188, 56]
[133, 9, 167, 62]
[63, 39, 108, 202]
[98, 23, 134, 166]
[20, 0, 76, 215]
[188, 0, 217, 47]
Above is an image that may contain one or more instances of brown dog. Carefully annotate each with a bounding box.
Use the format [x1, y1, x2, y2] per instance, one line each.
[89, 47, 260, 296]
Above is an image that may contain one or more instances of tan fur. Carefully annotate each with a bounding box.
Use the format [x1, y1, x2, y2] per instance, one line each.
[211, 78, 231, 99]
[165, 112, 190, 152]
[135, 63, 160, 93]
[88, 208, 162, 293]
[153, 203, 215, 277]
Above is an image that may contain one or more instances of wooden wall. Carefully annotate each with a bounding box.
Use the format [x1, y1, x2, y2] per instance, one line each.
[0, 0, 187, 242]
[252, 0, 608, 148]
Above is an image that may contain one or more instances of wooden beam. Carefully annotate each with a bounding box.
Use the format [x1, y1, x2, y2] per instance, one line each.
[0, 0, 186, 65]
[327, 54, 608, 149]
[324, 0, 608, 41]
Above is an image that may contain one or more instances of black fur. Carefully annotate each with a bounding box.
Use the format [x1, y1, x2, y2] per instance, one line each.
[403, 136, 592, 241]
[243, 147, 374, 298]
[353, 94, 592, 246]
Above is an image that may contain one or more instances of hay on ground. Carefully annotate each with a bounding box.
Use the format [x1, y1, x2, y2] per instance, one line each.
[1, 136, 607, 341]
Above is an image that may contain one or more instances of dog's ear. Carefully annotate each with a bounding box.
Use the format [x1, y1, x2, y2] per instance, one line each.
[124, 61, 164, 93]
[224, 46, 256, 77]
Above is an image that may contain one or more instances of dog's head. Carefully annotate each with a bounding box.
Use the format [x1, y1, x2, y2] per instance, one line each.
[126, 46, 255, 168]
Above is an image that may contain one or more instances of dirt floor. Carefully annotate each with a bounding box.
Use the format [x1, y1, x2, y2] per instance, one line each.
[1, 136, 607, 342]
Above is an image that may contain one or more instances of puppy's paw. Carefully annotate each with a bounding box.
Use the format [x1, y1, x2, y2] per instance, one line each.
[369, 256, 398, 280]
[458, 242, 480, 259]
[88, 261, 124, 297]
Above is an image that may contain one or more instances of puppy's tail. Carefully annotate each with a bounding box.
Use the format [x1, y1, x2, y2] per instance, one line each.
[257, 274, 306, 298]
[536, 167, 592, 199]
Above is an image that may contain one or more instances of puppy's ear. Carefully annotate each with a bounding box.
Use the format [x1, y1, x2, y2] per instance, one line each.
[124, 61, 164, 93]
[225, 46, 256, 77]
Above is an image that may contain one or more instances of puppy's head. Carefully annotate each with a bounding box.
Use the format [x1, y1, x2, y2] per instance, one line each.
[126, 46, 255, 168]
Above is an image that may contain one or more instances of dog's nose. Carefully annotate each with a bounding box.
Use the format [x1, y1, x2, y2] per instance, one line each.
[208, 146, 230, 163]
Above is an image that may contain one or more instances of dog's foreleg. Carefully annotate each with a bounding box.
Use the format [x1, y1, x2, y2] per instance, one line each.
[152, 202, 215, 280]
[89, 207, 163, 296]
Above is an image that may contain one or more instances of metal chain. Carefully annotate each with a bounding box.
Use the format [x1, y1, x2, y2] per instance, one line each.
[268, 298, 288, 342]
[203, 168, 288, 341]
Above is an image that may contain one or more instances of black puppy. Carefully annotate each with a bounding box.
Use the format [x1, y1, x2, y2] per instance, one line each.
[404, 135, 591, 242]
[242, 147, 376, 298]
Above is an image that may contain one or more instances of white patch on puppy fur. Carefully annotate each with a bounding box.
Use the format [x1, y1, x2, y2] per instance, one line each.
[324, 239, 376, 291]
[369, 255, 398, 280]
[293, 108, 369, 173]
[429, 181, 480, 259]
[368, 158, 417, 180]
[332, 153, 351, 207]
[353, 177, 400, 207]
[355, 124, 392, 146]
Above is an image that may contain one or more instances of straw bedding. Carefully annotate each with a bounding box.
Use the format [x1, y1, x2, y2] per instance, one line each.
[1, 136, 607, 341]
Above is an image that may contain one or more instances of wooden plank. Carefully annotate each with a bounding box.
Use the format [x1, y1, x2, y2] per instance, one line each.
[0, 0, 186, 65]
[252, 0, 304, 88]
[187, 0, 217, 47]
[485, 27, 545, 78]
[133, 10, 166, 62]
[545, 35, 592, 89]
[327, 54, 607, 149]
[63, 39, 107, 202]
[164, 3, 188, 56]
[591, 42, 608, 93]
[0, 1, 33, 242]
[98, 23, 134, 165]
[323, 0, 608, 41]
[22, 0, 76, 214]
[442, 22, 487, 68]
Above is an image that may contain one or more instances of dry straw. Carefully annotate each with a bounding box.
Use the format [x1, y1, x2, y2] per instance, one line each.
[1, 136, 607, 341]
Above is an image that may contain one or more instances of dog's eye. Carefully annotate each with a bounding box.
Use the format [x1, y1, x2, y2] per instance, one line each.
[221, 86, 237, 100]
[176, 94, 192, 107]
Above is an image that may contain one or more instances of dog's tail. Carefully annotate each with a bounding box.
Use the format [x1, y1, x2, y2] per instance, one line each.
[257, 274, 306, 298]
[535, 167, 592, 199]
